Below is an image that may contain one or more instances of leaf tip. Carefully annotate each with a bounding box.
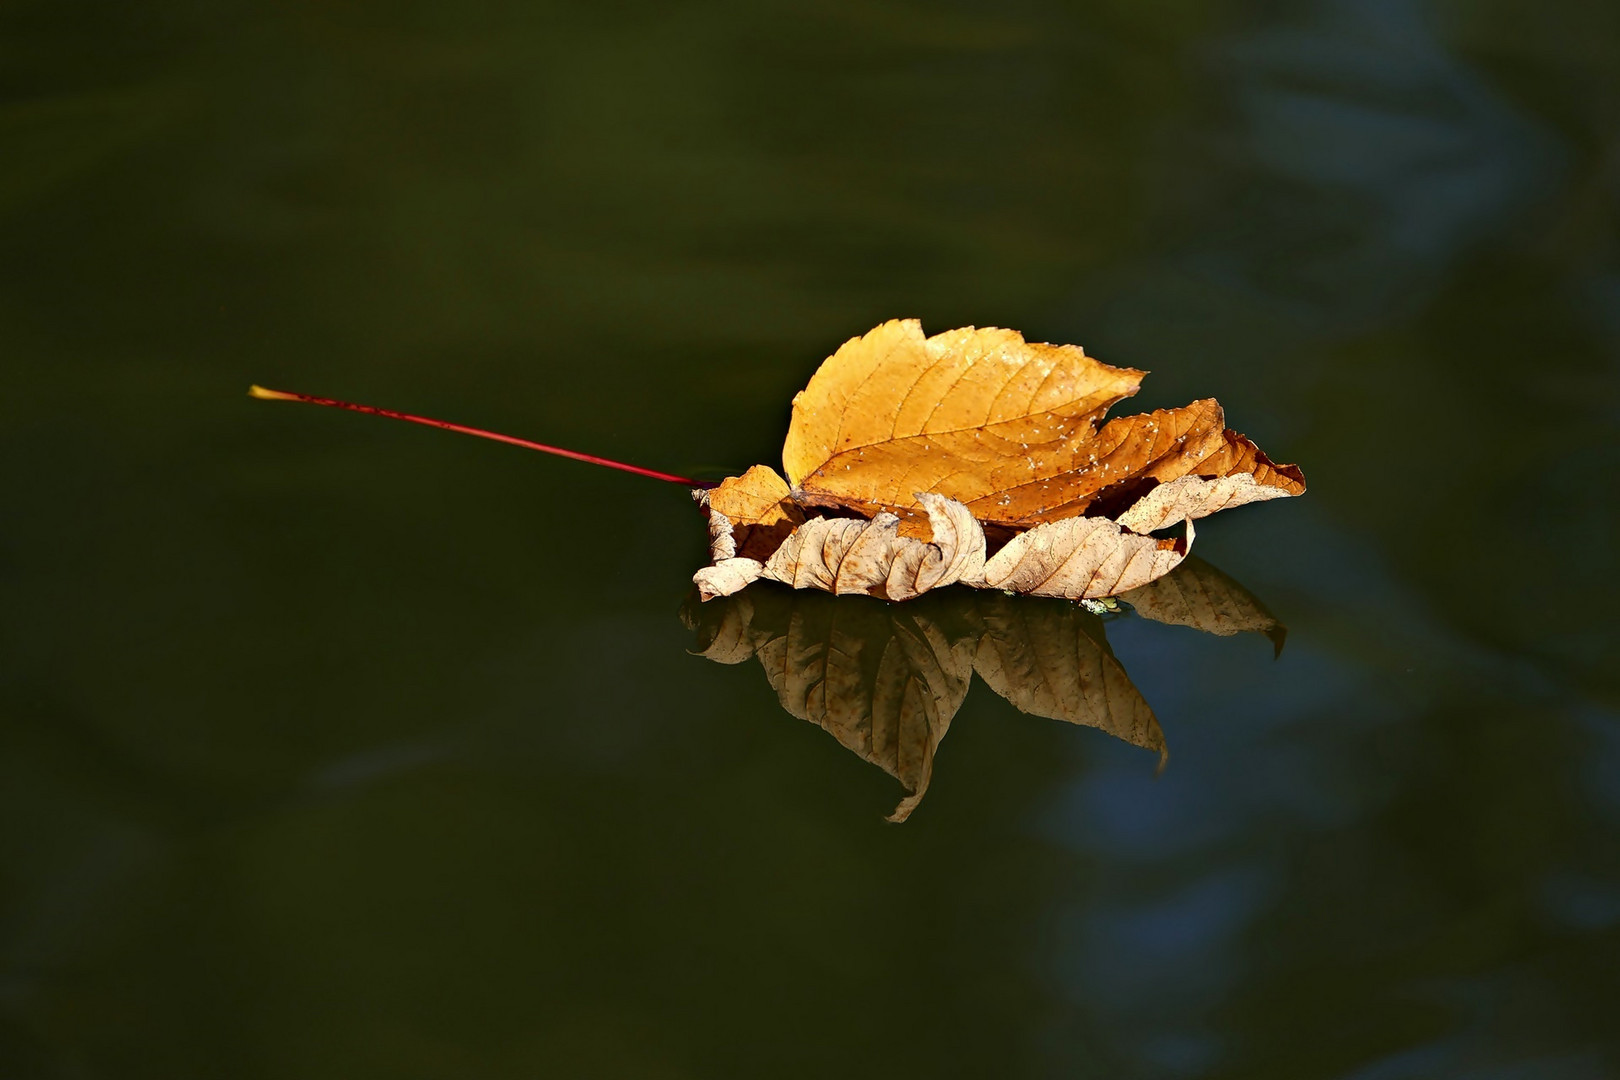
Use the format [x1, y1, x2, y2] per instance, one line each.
[1267, 624, 1288, 659]
[248, 384, 298, 402]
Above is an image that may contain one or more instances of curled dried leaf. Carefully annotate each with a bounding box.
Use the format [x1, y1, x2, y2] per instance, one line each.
[698, 492, 1198, 602]
[977, 516, 1193, 599]
[692, 511, 766, 601]
[693, 558, 765, 602]
[757, 492, 985, 601]
[1114, 472, 1295, 534]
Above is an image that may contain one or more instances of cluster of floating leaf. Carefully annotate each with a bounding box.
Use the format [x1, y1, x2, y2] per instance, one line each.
[694, 320, 1305, 603]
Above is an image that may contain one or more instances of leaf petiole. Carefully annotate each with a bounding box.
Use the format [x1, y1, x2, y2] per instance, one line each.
[249, 385, 715, 488]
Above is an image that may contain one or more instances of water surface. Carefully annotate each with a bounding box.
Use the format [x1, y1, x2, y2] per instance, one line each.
[4, 1, 1618, 1076]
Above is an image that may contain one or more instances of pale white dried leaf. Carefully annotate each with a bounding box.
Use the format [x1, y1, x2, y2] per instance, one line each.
[884, 492, 986, 600]
[761, 514, 903, 594]
[752, 492, 986, 601]
[1114, 473, 1293, 534]
[979, 515, 1193, 599]
[694, 558, 764, 601]
[691, 509, 766, 601]
[705, 508, 738, 561]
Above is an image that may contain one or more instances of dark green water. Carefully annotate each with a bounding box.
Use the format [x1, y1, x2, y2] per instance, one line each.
[4, 1, 1618, 1076]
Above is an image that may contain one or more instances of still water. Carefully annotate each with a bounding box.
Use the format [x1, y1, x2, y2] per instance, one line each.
[4, 0, 1618, 1076]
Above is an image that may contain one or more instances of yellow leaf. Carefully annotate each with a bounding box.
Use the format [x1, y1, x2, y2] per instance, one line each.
[705, 464, 792, 527]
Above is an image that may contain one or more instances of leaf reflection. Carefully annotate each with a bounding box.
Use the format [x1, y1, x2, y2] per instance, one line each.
[1120, 554, 1288, 657]
[682, 555, 1282, 821]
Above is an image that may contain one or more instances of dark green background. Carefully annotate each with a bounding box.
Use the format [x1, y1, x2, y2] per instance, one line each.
[4, 1, 1618, 1076]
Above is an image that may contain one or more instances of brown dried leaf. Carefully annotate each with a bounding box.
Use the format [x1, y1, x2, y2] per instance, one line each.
[692, 556, 765, 603]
